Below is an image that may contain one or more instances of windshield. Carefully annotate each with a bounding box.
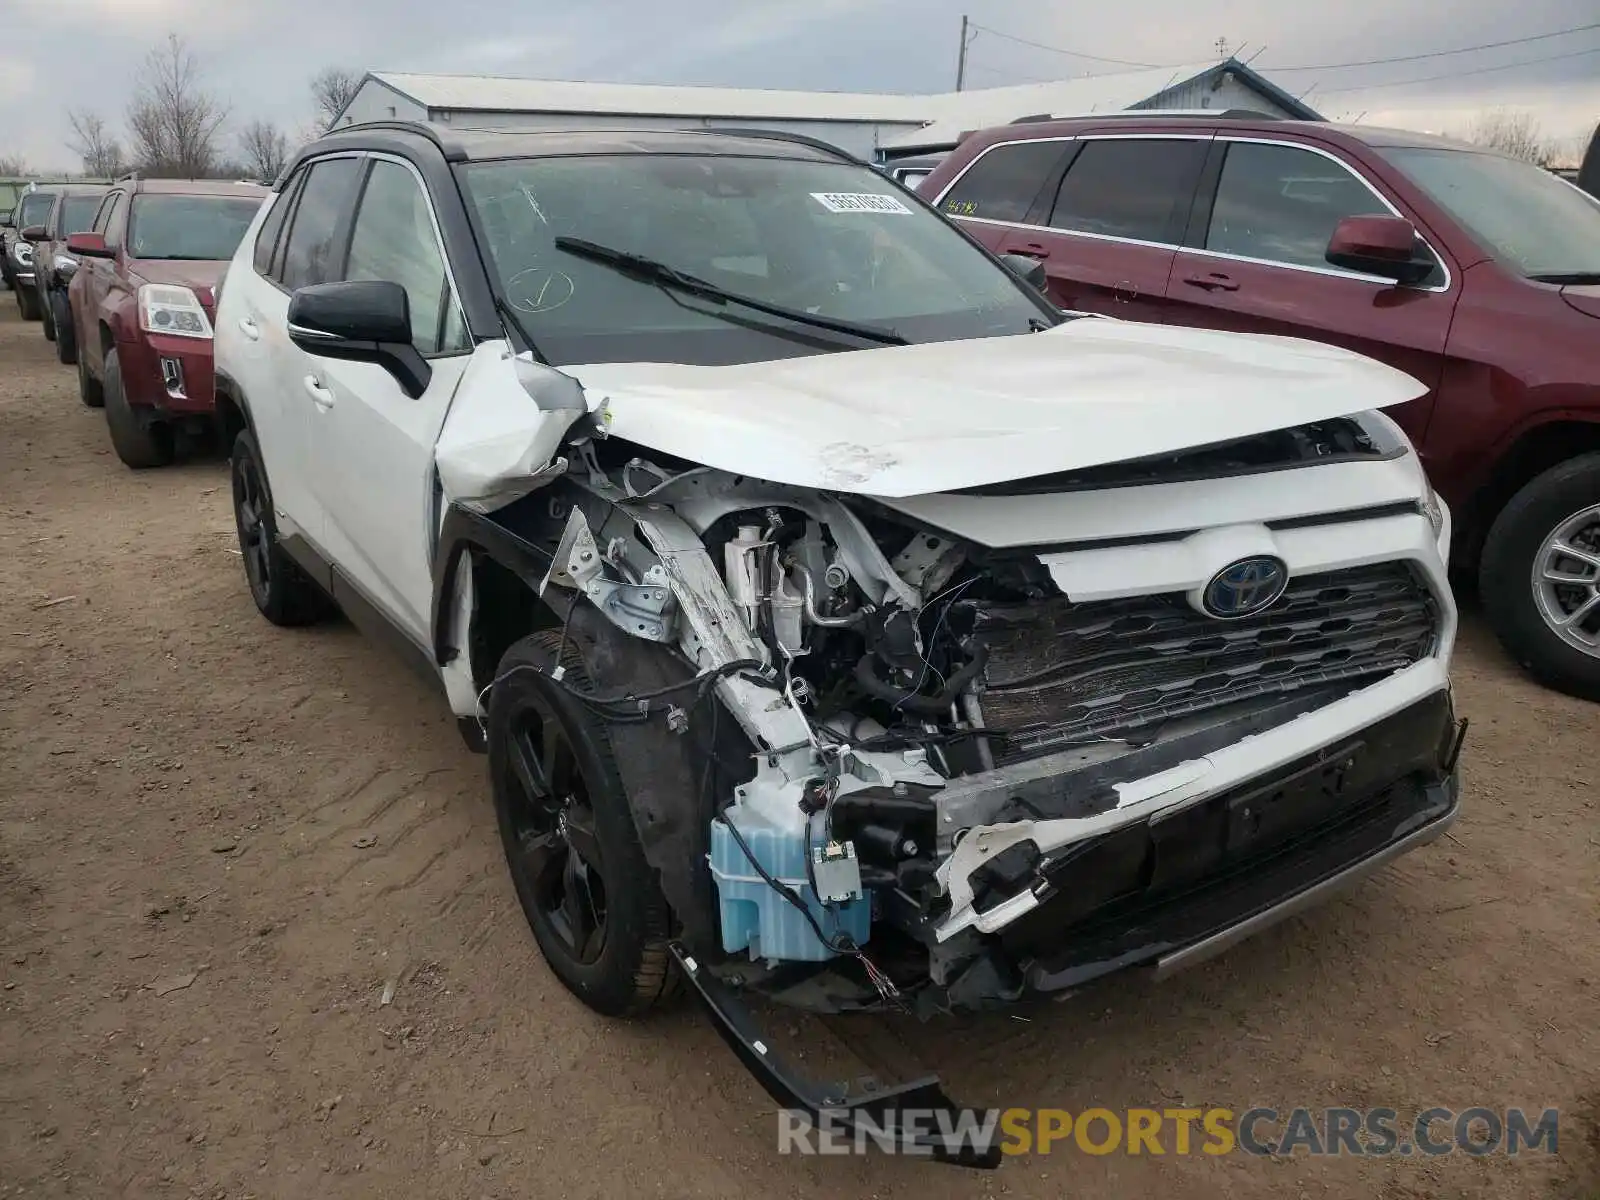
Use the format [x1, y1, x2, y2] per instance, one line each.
[1384, 146, 1600, 278]
[460, 153, 1048, 366]
[127, 194, 263, 261]
[60, 196, 102, 236]
[18, 192, 56, 228]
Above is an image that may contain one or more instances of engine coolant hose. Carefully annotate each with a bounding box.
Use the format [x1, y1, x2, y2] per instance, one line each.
[853, 641, 989, 716]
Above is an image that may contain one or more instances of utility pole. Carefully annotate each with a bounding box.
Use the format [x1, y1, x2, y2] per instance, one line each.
[956, 15, 970, 92]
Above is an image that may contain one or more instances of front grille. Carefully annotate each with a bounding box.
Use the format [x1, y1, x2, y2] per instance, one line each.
[971, 562, 1437, 763]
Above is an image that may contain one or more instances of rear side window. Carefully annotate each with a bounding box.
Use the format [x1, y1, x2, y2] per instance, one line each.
[252, 184, 295, 277]
[280, 157, 361, 291]
[1048, 139, 1206, 243]
[1207, 141, 1392, 270]
[938, 141, 1066, 223]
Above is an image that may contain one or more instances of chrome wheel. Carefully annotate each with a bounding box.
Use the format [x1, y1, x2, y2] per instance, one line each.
[1532, 502, 1600, 658]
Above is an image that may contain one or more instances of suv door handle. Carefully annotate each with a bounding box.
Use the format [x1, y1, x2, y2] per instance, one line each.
[303, 375, 335, 411]
[1003, 242, 1051, 260]
[1181, 272, 1240, 292]
[237, 317, 259, 340]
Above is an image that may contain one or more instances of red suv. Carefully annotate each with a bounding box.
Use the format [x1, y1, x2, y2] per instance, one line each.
[920, 114, 1600, 700]
[66, 177, 267, 469]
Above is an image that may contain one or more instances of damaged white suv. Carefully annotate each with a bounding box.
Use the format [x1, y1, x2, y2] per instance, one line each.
[216, 122, 1463, 1157]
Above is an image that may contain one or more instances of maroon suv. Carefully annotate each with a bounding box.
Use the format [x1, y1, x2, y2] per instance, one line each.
[920, 114, 1600, 700]
[66, 178, 267, 469]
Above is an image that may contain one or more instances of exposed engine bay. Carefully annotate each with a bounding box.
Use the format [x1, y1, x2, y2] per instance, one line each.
[464, 409, 1454, 1018]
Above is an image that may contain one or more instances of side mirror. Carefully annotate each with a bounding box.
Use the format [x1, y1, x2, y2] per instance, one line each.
[999, 252, 1049, 294]
[21, 224, 48, 243]
[1326, 215, 1434, 286]
[66, 232, 113, 259]
[287, 280, 431, 399]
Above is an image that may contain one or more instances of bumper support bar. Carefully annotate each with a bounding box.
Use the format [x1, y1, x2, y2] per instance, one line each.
[671, 944, 1001, 1169]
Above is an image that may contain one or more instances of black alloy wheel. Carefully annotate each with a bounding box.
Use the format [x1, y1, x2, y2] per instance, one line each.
[504, 693, 610, 965]
[233, 443, 274, 609]
[489, 630, 678, 1016]
[228, 430, 331, 627]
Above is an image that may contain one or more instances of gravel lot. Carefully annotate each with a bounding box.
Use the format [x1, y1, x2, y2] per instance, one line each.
[0, 300, 1596, 1199]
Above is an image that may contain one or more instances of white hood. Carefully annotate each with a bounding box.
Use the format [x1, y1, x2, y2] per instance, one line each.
[571, 318, 1426, 498]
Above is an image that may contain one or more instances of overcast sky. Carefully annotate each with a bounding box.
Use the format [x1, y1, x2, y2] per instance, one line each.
[3, 0, 1597, 172]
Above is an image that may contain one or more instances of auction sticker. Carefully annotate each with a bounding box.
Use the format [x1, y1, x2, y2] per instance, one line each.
[810, 192, 913, 214]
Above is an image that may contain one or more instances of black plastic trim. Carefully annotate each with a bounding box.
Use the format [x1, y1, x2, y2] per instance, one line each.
[279, 530, 445, 699]
[430, 501, 558, 670]
[672, 944, 1001, 1169]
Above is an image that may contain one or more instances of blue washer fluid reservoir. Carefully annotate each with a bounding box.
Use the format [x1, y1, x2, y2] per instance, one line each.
[709, 815, 869, 963]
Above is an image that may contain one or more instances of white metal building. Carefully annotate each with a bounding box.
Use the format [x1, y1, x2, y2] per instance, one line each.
[335, 60, 1322, 162]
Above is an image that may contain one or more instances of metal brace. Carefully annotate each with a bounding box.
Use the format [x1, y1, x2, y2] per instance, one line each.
[542, 509, 679, 643]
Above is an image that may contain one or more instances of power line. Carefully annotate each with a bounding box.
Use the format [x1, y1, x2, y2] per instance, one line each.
[1265, 20, 1600, 70]
[960, 18, 1600, 78]
[967, 22, 1171, 69]
[961, 62, 1061, 85]
[1316, 43, 1600, 94]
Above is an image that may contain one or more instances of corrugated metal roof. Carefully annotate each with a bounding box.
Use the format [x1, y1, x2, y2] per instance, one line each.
[881, 63, 1223, 149]
[371, 72, 930, 123]
[367, 61, 1316, 150]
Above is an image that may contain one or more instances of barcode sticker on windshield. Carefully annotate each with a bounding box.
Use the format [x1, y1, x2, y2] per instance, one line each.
[810, 192, 913, 215]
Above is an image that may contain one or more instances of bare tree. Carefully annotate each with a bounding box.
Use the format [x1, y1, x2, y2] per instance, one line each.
[0, 154, 27, 176]
[126, 34, 230, 178]
[239, 120, 290, 183]
[67, 110, 125, 178]
[1464, 109, 1555, 166]
[311, 68, 362, 132]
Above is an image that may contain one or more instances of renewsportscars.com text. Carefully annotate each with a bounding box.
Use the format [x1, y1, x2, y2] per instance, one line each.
[777, 1105, 1560, 1158]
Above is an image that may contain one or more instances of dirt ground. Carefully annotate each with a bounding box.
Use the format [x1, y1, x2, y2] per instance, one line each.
[0, 299, 1596, 1200]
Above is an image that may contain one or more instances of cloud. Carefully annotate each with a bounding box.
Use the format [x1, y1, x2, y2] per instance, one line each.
[0, 56, 37, 102]
[5, 0, 1597, 172]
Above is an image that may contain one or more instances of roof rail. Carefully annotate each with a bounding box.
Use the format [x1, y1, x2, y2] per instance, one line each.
[699, 126, 861, 162]
[114, 170, 140, 183]
[331, 120, 468, 161]
[1010, 107, 1282, 124]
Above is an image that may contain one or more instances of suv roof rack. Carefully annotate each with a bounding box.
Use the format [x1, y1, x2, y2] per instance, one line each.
[331, 120, 468, 161]
[1010, 107, 1282, 124]
[699, 127, 859, 162]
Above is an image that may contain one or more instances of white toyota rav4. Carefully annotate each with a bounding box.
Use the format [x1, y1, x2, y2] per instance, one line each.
[215, 122, 1463, 1158]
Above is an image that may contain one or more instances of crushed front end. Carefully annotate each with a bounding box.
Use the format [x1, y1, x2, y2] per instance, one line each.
[466, 408, 1461, 1026]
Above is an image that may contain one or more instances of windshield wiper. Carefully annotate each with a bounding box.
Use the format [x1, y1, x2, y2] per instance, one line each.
[1529, 272, 1600, 285]
[553, 236, 908, 346]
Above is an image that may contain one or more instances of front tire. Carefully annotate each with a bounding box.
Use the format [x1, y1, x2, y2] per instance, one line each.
[230, 430, 332, 627]
[103, 348, 175, 469]
[489, 630, 678, 1016]
[17, 284, 40, 321]
[76, 339, 104, 407]
[1480, 453, 1600, 701]
[51, 293, 75, 364]
[39, 284, 55, 341]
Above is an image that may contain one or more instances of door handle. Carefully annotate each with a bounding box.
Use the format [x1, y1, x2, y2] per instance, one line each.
[237, 317, 259, 340]
[1181, 272, 1240, 292]
[1004, 242, 1051, 260]
[303, 375, 335, 410]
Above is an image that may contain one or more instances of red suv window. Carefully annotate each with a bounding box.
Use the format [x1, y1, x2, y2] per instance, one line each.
[1046, 138, 1207, 243]
[938, 140, 1066, 223]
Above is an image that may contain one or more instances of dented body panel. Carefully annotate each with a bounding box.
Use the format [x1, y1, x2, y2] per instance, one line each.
[559, 319, 1427, 498]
